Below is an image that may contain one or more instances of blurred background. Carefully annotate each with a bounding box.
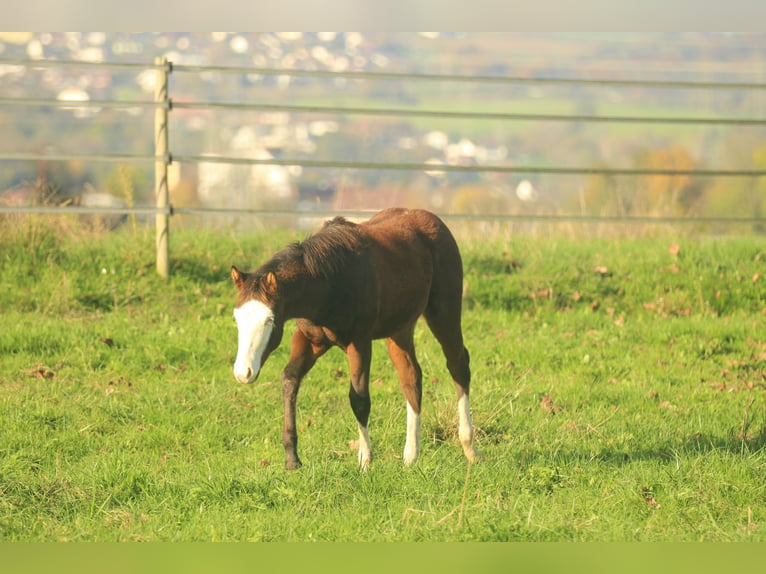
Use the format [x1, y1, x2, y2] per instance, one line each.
[1, 32, 765, 234]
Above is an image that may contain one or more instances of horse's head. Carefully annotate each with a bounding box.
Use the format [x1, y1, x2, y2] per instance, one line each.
[230, 265, 284, 384]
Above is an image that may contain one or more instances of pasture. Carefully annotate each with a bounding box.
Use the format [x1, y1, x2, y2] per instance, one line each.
[1, 215, 765, 541]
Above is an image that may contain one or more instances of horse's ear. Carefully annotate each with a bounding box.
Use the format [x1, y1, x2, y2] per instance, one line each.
[264, 271, 278, 295]
[231, 265, 244, 288]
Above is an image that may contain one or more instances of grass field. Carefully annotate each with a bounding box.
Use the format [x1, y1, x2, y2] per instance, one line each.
[1, 215, 765, 541]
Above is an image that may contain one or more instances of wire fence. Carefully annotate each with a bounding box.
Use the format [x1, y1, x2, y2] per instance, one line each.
[6, 96, 766, 127]
[2, 56, 766, 276]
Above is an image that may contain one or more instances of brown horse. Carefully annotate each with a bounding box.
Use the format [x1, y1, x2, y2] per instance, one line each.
[231, 208, 479, 470]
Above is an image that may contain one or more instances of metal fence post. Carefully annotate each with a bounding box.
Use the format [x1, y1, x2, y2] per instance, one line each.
[154, 57, 171, 279]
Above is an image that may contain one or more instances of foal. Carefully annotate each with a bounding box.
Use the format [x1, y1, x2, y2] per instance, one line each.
[231, 208, 479, 470]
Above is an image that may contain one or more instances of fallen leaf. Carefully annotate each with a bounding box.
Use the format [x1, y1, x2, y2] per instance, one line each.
[530, 287, 552, 299]
[645, 495, 661, 508]
[641, 486, 661, 509]
[108, 377, 132, 387]
[540, 395, 563, 414]
[24, 367, 55, 379]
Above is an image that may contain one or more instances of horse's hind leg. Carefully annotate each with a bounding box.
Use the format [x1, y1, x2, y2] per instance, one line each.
[451, 346, 480, 463]
[424, 307, 480, 463]
[386, 328, 422, 465]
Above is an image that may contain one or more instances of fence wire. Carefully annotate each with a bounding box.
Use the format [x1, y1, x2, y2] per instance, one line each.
[6, 57, 766, 90]
[4, 97, 764, 127]
[2, 204, 764, 227]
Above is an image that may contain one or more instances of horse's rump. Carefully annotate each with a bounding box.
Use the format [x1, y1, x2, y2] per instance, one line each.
[356, 208, 463, 338]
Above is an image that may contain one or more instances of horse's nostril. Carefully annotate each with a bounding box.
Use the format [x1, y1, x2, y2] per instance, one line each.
[234, 365, 253, 384]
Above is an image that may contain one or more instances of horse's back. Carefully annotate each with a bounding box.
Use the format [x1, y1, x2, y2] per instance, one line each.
[363, 208, 458, 257]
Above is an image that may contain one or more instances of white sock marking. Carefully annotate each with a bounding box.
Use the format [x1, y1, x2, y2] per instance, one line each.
[457, 393, 479, 462]
[403, 401, 421, 465]
[357, 424, 372, 470]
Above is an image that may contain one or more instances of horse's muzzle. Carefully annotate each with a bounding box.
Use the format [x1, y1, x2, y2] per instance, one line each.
[234, 366, 255, 384]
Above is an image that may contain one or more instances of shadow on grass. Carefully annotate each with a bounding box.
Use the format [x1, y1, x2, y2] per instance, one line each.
[170, 256, 228, 285]
[585, 432, 766, 467]
[479, 425, 766, 468]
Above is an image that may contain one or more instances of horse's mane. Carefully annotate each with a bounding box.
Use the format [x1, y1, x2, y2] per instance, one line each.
[272, 216, 363, 279]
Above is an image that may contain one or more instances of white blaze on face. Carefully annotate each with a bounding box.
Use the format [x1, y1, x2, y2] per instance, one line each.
[233, 300, 275, 384]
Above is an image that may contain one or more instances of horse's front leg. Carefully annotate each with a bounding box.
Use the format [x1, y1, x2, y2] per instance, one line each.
[346, 339, 373, 470]
[281, 329, 328, 470]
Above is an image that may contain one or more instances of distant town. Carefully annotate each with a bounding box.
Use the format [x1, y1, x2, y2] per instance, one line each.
[2, 33, 765, 224]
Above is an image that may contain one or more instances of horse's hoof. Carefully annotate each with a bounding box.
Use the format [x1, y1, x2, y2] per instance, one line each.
[285, 460, 302, 471]
[465, 448, 483, 464]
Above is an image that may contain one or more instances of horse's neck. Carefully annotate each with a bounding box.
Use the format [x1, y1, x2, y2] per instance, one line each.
[280, 274, 330, 322]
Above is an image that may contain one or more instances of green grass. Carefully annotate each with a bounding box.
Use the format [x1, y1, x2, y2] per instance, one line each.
[1, 217, 765, 541]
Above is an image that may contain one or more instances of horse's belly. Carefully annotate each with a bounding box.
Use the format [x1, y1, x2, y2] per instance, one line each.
[370, 286, 429, 338]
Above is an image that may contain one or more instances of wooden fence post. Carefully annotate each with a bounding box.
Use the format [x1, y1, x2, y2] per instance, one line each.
[154, 57, 171, 280]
